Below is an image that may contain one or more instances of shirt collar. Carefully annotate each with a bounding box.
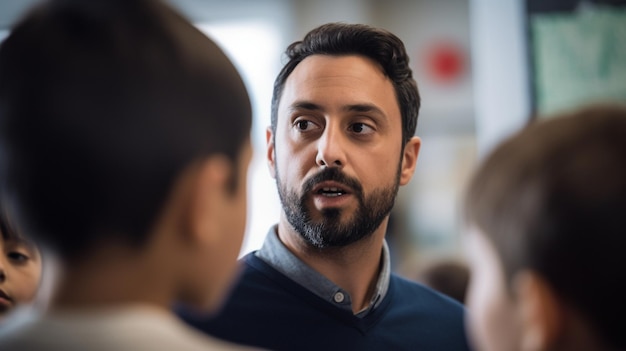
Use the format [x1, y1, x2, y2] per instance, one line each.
[255, 225, 390, 317]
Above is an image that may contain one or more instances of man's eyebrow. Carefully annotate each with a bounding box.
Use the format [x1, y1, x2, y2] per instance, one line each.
[289, 101, 323, 112]
[344, 103, 385, 116]
[289, 102, 386, 116]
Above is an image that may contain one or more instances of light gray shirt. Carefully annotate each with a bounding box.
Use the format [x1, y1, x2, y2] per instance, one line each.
[255, 225, 390, 317]
[0, 306, 258, 351]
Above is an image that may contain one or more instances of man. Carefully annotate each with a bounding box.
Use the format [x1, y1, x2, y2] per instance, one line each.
[0, 0, 253, 349]
[180, 22, 469, 351]
[464, 104, 626, 351]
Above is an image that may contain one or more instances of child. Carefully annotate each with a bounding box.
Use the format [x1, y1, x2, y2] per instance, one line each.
[463, 104, 626, 351]
[0, 205, 41, 321]
[0, 0, 254, 349]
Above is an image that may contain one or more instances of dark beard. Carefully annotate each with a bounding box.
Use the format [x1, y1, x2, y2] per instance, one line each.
[276, 167, 400, 248]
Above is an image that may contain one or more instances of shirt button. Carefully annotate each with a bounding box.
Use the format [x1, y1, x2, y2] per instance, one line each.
[333, 292, 345, 303]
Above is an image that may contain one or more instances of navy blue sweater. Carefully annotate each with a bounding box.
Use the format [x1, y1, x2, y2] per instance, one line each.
[179, 253, 471, 350]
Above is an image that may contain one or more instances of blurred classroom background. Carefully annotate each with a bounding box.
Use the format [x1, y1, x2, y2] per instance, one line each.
[1, 0, 625, 284]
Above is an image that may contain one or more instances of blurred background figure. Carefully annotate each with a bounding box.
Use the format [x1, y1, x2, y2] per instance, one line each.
[0, 202, 41, 324]
[414, 260, 469, 304]
[464, 104, 626, 351]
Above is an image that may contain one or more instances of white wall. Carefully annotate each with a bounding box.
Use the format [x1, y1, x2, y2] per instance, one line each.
[470, 0, 531, 157]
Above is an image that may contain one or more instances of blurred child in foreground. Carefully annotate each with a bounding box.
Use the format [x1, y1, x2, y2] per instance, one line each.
[464, 104, 626, 351]
[0, 0, 254, 349]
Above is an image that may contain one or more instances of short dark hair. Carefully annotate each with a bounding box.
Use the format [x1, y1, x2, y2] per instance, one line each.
[464, 104, 626, 348]
[0, 0, 251, 261]
[271, 22, 419, 145]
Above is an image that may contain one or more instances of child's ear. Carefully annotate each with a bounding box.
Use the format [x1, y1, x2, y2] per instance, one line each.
[513, 270, 563, 351]
[188, 155, 232, 246]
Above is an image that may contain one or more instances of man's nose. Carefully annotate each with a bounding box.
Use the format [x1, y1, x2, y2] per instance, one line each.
[315, 125, 346, 168]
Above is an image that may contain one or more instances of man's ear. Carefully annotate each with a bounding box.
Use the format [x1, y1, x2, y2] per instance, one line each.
[188, 155, 232, 246]
[513, 270, 563, 351]
[266, 127, 276, 179]
[399, 136, 421, 186]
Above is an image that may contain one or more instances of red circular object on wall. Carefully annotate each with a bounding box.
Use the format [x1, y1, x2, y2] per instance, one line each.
[426, 42, 465, 84]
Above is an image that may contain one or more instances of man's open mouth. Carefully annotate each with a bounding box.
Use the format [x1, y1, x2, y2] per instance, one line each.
[313, 181, 351, 198]
[318, 187, 346, 197]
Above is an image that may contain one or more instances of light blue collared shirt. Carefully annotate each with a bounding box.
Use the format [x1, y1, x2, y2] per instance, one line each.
[255, 225, 390, 317]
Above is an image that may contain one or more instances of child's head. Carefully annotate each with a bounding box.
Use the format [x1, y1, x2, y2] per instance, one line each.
[464, 104, 626, 351]
[0, 205, 41, 320]
[0, 0, 251, 311]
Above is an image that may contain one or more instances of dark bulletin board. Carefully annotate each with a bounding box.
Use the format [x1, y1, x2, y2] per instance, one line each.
[526, 0, 626, 117]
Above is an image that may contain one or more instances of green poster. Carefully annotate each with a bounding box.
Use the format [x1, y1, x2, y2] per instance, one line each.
[532, 7, 626, 116]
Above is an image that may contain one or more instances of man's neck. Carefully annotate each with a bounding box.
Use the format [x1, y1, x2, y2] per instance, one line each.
[277, 219, 388, 313]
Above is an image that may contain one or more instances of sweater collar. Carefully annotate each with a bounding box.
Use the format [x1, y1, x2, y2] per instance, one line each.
[255, 225, 390, 317]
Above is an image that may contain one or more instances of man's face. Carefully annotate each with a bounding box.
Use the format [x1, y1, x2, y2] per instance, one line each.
[268, 54, 418, 248]
[465, 228, 521, 351]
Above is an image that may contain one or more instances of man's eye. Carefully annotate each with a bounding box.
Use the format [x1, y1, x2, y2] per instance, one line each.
[296, 120, 315, 131]
[350, 123, 373, 134]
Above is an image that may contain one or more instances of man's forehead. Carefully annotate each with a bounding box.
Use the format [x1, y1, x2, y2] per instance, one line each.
[287, 54, 387, 84]
[278, 54, 398, 117]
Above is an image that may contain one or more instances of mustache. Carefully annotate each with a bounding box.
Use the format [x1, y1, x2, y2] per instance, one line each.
[302, 168, 363, 195]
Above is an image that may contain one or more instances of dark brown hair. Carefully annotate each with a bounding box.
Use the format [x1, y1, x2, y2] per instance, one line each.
[464, 104, 626, 348]
[0, 0, 251, 261]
